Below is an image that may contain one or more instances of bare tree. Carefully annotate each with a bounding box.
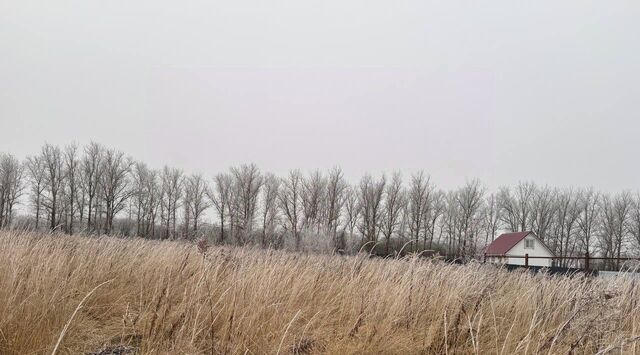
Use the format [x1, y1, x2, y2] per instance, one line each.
[576, 188, 600, 255]
[260, 173, 280, 247]
[145, 169, 160, 238]
[397, 197, 411, 247]
[498, 182, 536, 233]
[0, 153, 24, 228]
[160, 167, 183, 239]
[598, 193, 632, 270]
[381, 172, 404, 254]
[530, 185, 555, 240]
[63, 144, 79, 234]
[612, 191, 633, 268]
[357, 174, 386, 251]
[549, 189, 580, 265]
[208, 172, 232, 243]
[425, 190, 446, 250]
[99, 148, 133, 234]
[133, 162, 148, 236]
[407, 172, 432, 251]
[515, 182, 536, 231]
[183, 173, 209, 239]
[441, 191, 462, 255]
[133, 162, 161, 238]
[41, 144, 65, 231]
[497, 187, 518, 232]
[6, 162, 24, 228]
[279, 170, 304, 250]
[25, 155, 46, 229]
[455, 179, 485, 256]
[343, 186, 360, 240]
[230, 164, 262, 243]
[301, 170, 325, 232]
[482, 193, 501, 247]
[630, 193, 640, 255]
[599, 194, 617, 266]
[324, 167, 347, 250]
[81, 142, 103, 232]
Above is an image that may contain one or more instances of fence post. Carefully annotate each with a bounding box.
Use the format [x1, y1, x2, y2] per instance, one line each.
[585, 252, 590, 271]
[525, 253, 529, 267]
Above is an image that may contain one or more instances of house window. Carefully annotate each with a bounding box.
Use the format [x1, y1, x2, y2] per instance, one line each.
[524, 239, 535, 249]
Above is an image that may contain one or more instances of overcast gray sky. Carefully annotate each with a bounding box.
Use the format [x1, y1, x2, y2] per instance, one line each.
[1, 1, 639, 191]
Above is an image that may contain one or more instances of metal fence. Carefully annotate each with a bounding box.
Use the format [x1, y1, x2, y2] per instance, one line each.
[483, 252, 640, 272]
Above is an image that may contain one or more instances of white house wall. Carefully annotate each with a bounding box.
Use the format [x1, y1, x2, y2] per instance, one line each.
[506, 236, 554, 267]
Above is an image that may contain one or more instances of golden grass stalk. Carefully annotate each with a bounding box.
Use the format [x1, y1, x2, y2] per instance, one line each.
[0, 230, 639, 354]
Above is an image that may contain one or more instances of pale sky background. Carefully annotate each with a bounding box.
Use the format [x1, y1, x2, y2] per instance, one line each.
[1, 1, 639, 191]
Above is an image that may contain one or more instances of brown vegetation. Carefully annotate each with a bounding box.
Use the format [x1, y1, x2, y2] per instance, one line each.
[1, 230, 639, 354]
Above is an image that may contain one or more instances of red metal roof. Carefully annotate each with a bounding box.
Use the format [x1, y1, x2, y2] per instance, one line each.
[485, 231, 531, 255]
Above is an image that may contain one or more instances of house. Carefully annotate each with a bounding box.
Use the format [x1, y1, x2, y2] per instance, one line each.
[485, 231, 555, 267]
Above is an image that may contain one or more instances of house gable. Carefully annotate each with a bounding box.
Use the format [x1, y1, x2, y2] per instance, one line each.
[507, 234, 555, 258]
[485, 231, 531, 255]
[486, 231, 556, 257]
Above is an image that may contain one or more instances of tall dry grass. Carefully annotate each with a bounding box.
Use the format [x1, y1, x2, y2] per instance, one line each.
[0, 230, 639, 354]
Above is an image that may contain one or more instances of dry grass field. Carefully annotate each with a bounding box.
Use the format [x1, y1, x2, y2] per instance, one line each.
[0, 231, 639, 354]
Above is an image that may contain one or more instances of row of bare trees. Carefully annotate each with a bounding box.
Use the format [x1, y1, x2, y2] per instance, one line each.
[3, 142, 640, 258]
[0, 153, 23, 228]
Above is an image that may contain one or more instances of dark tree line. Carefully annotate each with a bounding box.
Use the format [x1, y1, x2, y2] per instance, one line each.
[3, 142, 640, 260]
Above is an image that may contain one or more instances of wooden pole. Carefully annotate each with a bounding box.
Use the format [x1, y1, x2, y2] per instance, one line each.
[585, 252, 590, 271]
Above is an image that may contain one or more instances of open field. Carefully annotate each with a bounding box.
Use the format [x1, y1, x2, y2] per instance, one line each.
[1, 231, 640, 354]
